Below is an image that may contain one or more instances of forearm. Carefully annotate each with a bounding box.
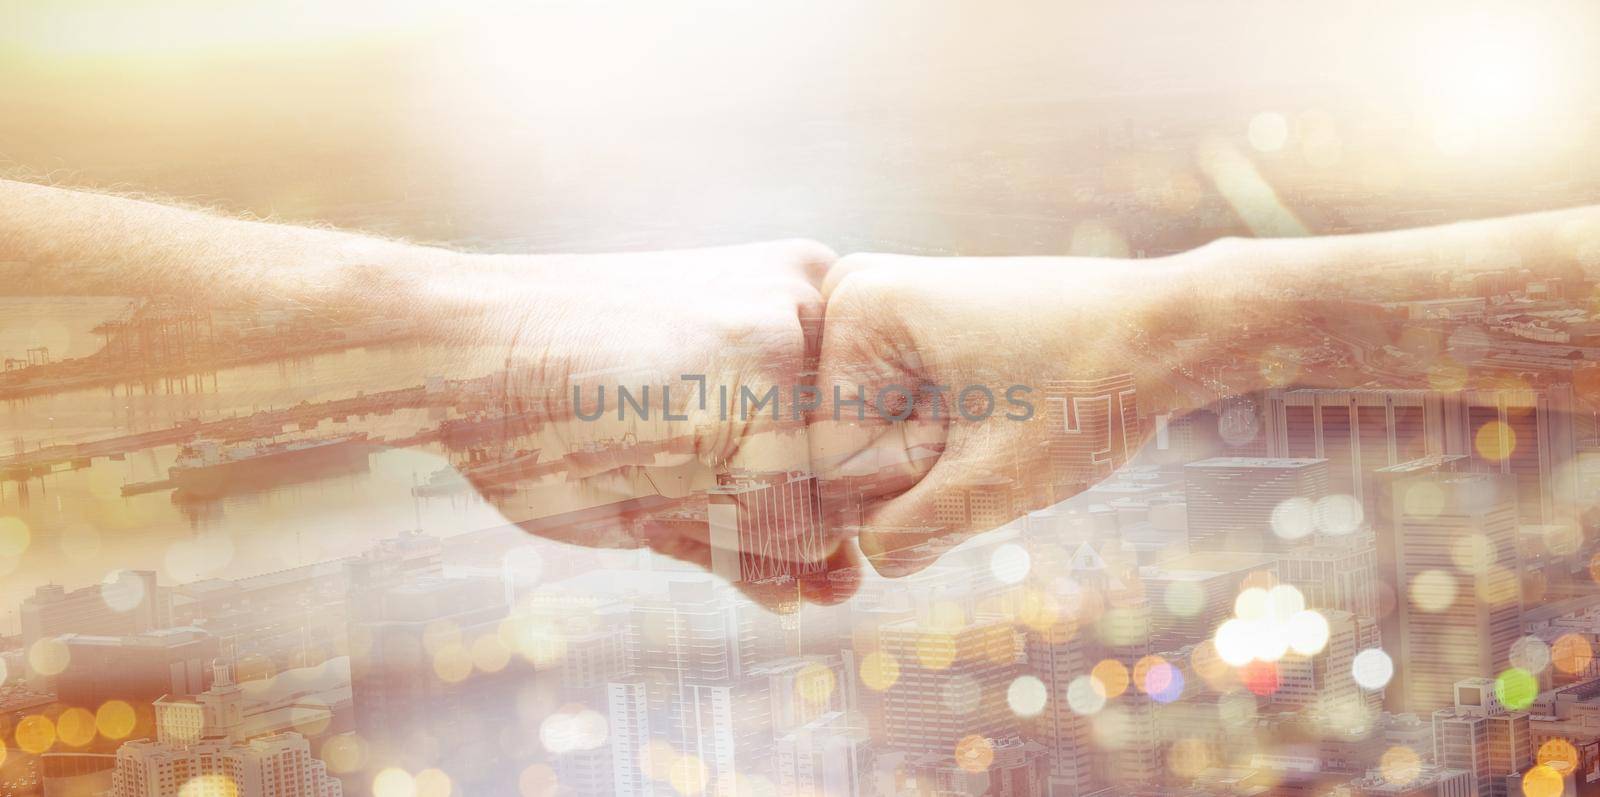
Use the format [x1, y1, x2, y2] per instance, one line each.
[0, 179, 470, 310]
[1141, 205, 1600, 396]
[1197, 204, 1600, 297]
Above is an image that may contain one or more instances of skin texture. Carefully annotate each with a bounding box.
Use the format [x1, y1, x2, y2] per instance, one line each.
[7, 177, 1600, 597]
[0, 179, 852, 604]
[812, 206, 1600, 576]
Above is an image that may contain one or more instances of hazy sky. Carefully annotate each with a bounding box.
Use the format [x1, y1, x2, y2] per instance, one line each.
[2, 0, 1597, 249]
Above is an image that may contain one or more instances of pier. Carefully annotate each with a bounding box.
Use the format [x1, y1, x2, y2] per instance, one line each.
[2, 382, 451, 481]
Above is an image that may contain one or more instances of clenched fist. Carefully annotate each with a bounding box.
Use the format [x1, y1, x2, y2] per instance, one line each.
[809, 252, 1217, 576]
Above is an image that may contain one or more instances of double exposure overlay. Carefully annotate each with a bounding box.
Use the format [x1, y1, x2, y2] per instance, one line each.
[4, 2, 1600, 797]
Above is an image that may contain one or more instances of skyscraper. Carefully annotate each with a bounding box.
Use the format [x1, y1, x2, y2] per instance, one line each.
[1457, 387, 1578, 526]
[1265, 389, 1442, 503]
[1141, 552, 1279, 650]
[707, 470, 828, 584]
[878, 614, 1019, 759]
[1265, 387, 1580, 526]
[1183, 457, 1329, 552]
[347, 575, 519, 792]
[1273, 609, 1382, 715]
[1276, 532, 1381, 620]
[1385, 473, 1523, 714]
[1023, 545, 1157, 795]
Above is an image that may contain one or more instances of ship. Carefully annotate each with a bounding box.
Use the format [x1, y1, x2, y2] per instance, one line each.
[438, 408, 538, 445]
[413, 447, 544, 498]
[168, 432, 373, 498]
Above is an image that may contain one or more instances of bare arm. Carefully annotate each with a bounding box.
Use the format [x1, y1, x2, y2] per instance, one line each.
[1189, 204, 1600, 300]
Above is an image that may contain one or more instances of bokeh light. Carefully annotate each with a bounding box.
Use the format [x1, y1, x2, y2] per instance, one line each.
[1551, 634, 1593, 675]
[372, 769, 417, 797]
[1092, 659, 1130, 698]
[989, 543, 1031, 584]
[1522, 764, 1565, 797]
[955, 735, 996, 773]
[859, 651, 900, 691]
[1007, 675, 1048, 718]
[15, 714, 56, 754]
[1352, 648, 1395, 691]
[56, 707, 97, 747]
[1066, 674, 1108, 716]
[1496, 668, 1538, 710]
[1380, 746, 1421, 786]
[1410, 570, 1458, 612]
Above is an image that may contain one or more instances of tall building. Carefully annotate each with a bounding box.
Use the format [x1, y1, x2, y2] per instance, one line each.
[606, 679, 654, 797]
[1044, 374, 1139, 493]
[708, 470, 828, 584]
[878, 614, 1019, 758]
[1273, 609, 1382, 716]
[21, 571, 166, 647]
[1276, 532, 1381, 620]
[348, 575, 519, 792]
[900, 736, 1050, 797]
[774, 711, 872, 797]
[111, 662, 341, 797]
[1457, 387, 1579, 526]
[1264, 387, 1580, 526]
[619, 578, 788, 797]
[1267, 387, 1580, 528]
[56, 627, 219, 708]
[1265, 389, 1442, 503]
[111, 732, 341, 797]
[1183, 458, 1329, 552]
[1433, 678, 1533, 797]
[1024, 546, 1157, 795]
[1141, 552, 1278, 650]
[1386, 474, 1523, 714]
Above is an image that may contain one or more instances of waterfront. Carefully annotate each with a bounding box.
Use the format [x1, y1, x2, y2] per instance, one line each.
[0, 317, 641, 633]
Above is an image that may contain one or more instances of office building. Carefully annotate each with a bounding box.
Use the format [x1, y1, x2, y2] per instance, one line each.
[1273, 609, 1382, 716]
[1384, 474, 1523, 714]
[708, 470, 828, 584]
[1350, 765, 1474, 797]
[1433, 679, 1533, 797]
[933, 471, 1021, 533]
[1264, 387, 1580, 526]
[348, 575, 518, 792]
[1456, 387, 1578, 526]
[774, 711, 872, 797]
[1265, 389, 1441, 503]
[1276, 533, 1381, 620]
[1141, 552, 1278, 650]
[56, 627, 219, 708]
[20, 571, 166, 647]
[1184, 458, 1329, 552]
[1025, 549, 1157, 794]
[878, 614, 1018, 758]
[111, 661, 341, 797]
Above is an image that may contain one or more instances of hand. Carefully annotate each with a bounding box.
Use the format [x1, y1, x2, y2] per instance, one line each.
[471, 240, 861, 602]
[809, 252, 1207, 576]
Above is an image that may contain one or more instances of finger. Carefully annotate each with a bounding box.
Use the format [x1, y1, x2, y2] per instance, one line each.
[855, 422, 1022, 578]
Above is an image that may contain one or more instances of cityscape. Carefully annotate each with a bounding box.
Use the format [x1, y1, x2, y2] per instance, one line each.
[8, 233, 1600, 796]
[5, 3, 1600, 796]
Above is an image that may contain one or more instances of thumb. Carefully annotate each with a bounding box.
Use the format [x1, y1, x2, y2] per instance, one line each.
[854, 421, 1028, 577]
